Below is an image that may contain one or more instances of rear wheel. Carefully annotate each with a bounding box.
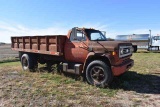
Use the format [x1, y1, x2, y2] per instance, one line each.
[86, 60, 113, 87]
[21, 54, 38, 71]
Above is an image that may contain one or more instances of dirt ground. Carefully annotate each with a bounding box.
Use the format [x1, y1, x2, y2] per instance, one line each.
[0, 45, 159, 107]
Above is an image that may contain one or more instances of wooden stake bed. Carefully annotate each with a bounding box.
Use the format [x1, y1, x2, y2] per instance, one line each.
[11, 35, 66, 56]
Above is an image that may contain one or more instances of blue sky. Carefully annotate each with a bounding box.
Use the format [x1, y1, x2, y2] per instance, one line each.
[0, 0, 160, 43]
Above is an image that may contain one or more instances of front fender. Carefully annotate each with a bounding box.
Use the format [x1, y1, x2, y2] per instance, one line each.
[82, 52, 112, 73]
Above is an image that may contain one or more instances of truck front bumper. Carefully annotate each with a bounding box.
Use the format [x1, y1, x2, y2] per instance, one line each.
[111, 59, 134, 76]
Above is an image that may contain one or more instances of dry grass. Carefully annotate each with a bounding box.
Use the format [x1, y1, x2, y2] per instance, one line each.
[131, 52, 160, 74]
[0, 62, 117, 106]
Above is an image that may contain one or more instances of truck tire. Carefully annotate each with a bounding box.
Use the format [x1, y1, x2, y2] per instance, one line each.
[133, 45, 137, 53]
[86, 60, 113, 87]
[21, 54, 37, 71]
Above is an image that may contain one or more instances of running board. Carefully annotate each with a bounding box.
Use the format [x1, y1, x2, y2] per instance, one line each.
[62, 63, 82, 75]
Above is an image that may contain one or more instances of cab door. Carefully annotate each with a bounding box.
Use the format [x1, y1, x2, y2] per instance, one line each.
[64, 29, 89, 63]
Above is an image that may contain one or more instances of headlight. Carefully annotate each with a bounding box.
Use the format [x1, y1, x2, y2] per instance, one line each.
[120, 48, 130, 55]
[125, 48, 130, 53]
[120, 49, 124, 55]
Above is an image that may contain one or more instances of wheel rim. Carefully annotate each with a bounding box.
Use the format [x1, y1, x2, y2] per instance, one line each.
[22, 57, 28, 68]
[90, 66, 105, 83]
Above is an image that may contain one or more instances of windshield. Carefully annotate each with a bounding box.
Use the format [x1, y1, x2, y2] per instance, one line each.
[85, 29, 107, 41]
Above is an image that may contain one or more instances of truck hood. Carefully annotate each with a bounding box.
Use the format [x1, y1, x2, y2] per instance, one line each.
[89, 41, 132, 52]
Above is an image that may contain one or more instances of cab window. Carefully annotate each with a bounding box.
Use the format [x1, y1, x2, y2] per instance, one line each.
[70, 30, 86, 41]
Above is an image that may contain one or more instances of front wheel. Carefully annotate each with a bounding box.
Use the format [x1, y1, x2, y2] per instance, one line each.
[86, 60, 113, 87]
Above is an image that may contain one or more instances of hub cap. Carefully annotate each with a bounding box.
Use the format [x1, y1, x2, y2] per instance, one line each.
[90, 66, 105, 83]
[22, 57, 28, 68]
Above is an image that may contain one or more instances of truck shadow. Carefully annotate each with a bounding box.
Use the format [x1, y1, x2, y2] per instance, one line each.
[37, 66, 160, 94]
[110, 71, 160, 94]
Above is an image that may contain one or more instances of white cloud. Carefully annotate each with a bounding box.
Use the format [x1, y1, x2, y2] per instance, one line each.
[0, 22, 111, 43]
[0, 21, 160, 43]
[0, 22, 69, 43]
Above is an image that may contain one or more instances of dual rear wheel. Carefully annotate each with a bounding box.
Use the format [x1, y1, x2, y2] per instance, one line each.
[21, 54, 38, 71]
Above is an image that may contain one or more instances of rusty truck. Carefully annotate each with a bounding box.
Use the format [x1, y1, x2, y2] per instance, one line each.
[11, 27, 134, 87]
